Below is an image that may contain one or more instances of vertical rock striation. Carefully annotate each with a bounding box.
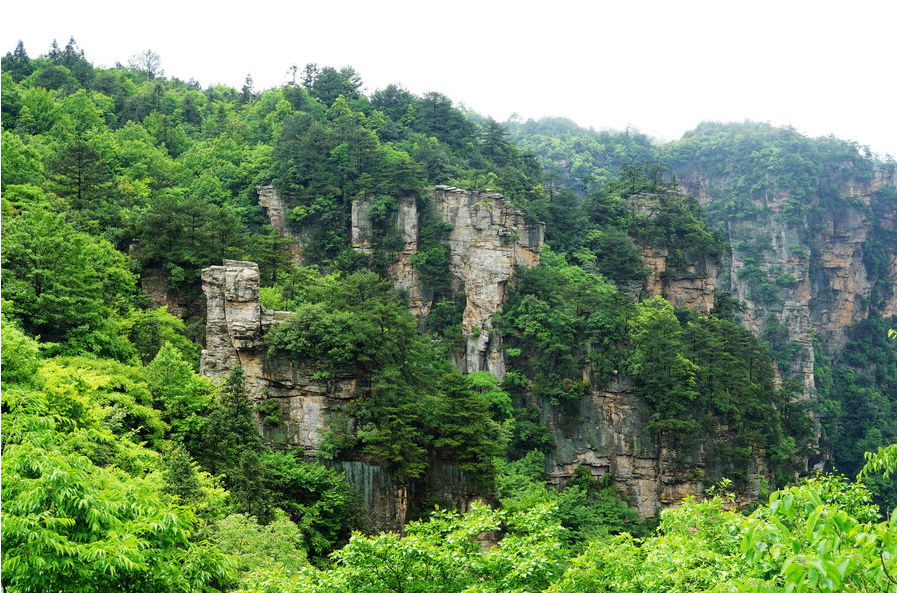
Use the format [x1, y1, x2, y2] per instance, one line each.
[201, 260, 353, 451]
[637, 245, 719, 314]
[678, 170, 897, 401]
[257, 185, 305, 263]
[349, 187, 544, 377]
[201, 259, 488, 530]
[430, 186, 544, 376]
[536, 379, 765, 516]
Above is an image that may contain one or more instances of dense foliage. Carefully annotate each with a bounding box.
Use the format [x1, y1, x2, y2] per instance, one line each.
[500, 251, 812, 483]
[233, 458, 897, 593]
[3, 40, 895, 592]
[816, 316, 897, 508]
[662, 121, 876, 221]
[264, 270, 505, 483]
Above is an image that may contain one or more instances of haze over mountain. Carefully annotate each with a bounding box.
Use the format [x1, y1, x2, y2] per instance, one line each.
[3, 0, 896, 157]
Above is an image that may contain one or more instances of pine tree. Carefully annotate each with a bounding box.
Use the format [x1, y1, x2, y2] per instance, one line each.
[46, 138, 114, 211]
[1, 41, 34, 82]
[162, 446, 203, 503]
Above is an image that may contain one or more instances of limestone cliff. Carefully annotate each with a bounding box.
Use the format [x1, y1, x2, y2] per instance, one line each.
[201, 260, 354, 451]
[245, 185, 762, 518]
[636, 245, 719, 314]
[139, 267, 192, 318]
[260, 184, 545, 377]
[350, 186, 544, 376]
[535, 379, 766, 515]
[201, 260, 486, 530]
[678, 168, 897, 400]
[257, 185, 305, 263]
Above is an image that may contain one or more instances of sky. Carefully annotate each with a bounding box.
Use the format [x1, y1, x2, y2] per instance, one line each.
[3, 0, 895, 157]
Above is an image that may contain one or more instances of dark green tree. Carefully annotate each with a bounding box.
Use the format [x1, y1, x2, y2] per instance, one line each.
[162, 446, 204, 503]
[1, 40, 34, 82]
[480, 118, 514, 165]
[370, 83, 415, 121]
[45, 138, 115, 211]
[134, 189, 245, 288]
[307, 65, 362, 105]
[413, 92, 477, 150]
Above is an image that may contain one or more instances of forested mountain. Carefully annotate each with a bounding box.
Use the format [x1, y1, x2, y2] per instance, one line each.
[2, 39, 895, 593]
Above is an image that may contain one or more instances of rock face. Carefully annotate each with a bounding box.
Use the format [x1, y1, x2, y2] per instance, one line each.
[637, 245, 719, 314]
[139, 267, 193, 318]
[261, 185, 545, 377]
[201, 260, 483, 530]
[239, 176, 893, 519]
[245, 186, 762, 518]
[201, 260, 354, 451]
[350, 186, 545, 377]
[433, 187, 543, 375]
[536, 379, 765, 516]
[257, 185, 304, 262]
[676, 170, 897, 404]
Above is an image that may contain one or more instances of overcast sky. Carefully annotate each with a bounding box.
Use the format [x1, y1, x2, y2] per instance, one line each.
[3, 0, 895, 157]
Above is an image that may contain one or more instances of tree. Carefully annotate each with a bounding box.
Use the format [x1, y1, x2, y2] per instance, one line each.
[134, 189, 245, 289]
[192, 366, 264, 476]
[370, 83, 415, 121]
[146, 343, 216, 449]
[2, 435, 235, 593]
[209, 512, 307, 573]
[240, 73, 256, 104]
[1, 210, 136, 356]
[1, 40, 34, 82]
[413, 92, 477, 150]
[54, 37, 94, 85]
[162, 446, 204, 503]
[258, 452, 360, 558]
[480, 118, 514, 165]
[1, 128, 43, 188]
[307, 65, 363, 105]
[24, 64, 79, 93]
[628, 297, 700, 434]
[1, 343, 234, 592]
[125, 306, 201, 365]
[45, 137, 115, 210]
[127, 49, 164, 79]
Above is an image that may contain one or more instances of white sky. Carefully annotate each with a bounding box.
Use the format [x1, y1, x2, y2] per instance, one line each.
[3, 0, 896, 157]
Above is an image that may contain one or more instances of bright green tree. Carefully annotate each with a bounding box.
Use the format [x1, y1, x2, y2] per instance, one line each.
[1, 209, 136, 358]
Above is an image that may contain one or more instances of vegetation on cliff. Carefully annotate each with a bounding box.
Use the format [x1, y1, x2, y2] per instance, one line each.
[2, 39, 895, 592]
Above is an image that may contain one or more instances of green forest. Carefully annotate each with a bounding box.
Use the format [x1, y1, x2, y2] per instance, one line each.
[2, 39, 896, 592]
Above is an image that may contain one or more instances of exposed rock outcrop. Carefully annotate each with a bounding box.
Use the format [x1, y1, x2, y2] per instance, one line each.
[257, 185, 304, 263]
[538, 378, 765, 516]
[139, 267, 193, 318]
[431, 186, 543, 376]
[349, 187, 544, 377]
[201, 257, 755, 518]
[638, 246, 719, 314]
[231, 185, 760, 518]
[678, 170, 897, 400]
[262, 185, 545, 377]
[200, 259, 483, 530]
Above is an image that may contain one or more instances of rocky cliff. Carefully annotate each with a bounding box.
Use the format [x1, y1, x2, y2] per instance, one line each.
[205, 185, 751, 519]
[202, 258, 751, 519]
[350, 186, 544, 376]
[259, 184, 546, 376]
[636, 244, 719, 315]
[201, 259, 486, 530]
[678, 169, 897, 400]
[206, 186, 545, 525]
[535, 380, 766, 515]
[257, 184, 305, 263]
